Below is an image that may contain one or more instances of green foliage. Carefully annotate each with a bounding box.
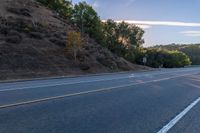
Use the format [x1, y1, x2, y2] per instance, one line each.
[153, 44, 200, 65]
[37, 0, 73, 18]
[66, 31, 82, 61]
[103, 20, 145, 62]
[124, 47, 144, 63]
[181, 45, 200, 65]
[143, 49, 191, 68]
[102, 20, 124, 56]
[72, 2, 104, 44]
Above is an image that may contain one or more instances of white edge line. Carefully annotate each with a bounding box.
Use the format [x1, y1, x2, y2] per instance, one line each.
[0, 73, 193, 109]
[0, 70, 197, 92]
[157, 97, 200, 133]
[0, 76, 128, 92]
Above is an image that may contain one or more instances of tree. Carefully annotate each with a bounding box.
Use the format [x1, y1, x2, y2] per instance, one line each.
[66, 31, 82, 61]
[144, 49, 191, 68]
[103, 20, 145, 62]
[164, 51, 191, 68]
[116, 21, 130, 46]
[37, 0, 73, 18]
[152, 43, 200, 65]
[129, 25, 145, 48]
[103, 19, 126, 56]
[72, 2, 104, 43]
[181, 45, 200, 65]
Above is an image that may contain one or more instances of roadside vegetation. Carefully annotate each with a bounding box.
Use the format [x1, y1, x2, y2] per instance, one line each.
[153, 44, 200, 65]
[143, 49, 191, 68]
[37, 0, 191, 68]
[66, 31, 82, 61]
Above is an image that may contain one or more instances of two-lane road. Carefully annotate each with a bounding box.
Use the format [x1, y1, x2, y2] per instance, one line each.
[1, 67, 200, 133]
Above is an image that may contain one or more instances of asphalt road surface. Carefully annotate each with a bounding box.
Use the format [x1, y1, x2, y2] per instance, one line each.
[1, 67, 200, 133]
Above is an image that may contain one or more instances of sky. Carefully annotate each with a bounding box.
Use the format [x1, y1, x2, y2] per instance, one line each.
[73, 0, 200, 47]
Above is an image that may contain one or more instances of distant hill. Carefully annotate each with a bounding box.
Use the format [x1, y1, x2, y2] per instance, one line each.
[0, 0, 149, 80]
[152, 44, 200, 65]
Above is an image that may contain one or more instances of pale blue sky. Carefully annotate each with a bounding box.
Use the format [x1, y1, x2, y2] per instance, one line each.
[73, 0, 200, 47]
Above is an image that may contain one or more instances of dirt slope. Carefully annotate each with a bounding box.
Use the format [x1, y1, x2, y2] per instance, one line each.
[0, 0, 150, 80]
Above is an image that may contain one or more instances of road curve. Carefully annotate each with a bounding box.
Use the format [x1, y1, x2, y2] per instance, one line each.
[1, 67, 200, 133]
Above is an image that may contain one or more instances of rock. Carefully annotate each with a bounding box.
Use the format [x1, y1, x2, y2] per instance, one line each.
[97, 56, 118, 69]
[0, 17, 9, 35]
[6, 7, 31, 17]
[5, 35, 22, 44]
[6, 17, 34, 32]
[29, 32, 43, 39]
[116, 61, 130, 70]
[49, 38, 65, 47]
[116, 58, 131, 70]
[8, 30, 21, 36]
[53, 32, 62, 38]
[5, 30, 22, 43]
[77, 49, 87, 62]
[0, 26, 9, 35]
[52, 32, 67, 41]
[79, 63, 90, 70]
[65, 51, 74, 60]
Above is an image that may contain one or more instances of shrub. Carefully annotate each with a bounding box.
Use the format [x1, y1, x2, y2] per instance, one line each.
[37, 0, 72, 18]
[66, 31, 82, 61]
[144, 49, 191, 68]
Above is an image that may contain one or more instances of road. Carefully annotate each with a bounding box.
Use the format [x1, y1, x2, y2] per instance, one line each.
[1, 67, 200, 133]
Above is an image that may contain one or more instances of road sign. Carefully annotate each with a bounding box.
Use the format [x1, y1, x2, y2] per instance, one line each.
[143, 57, 147, 65]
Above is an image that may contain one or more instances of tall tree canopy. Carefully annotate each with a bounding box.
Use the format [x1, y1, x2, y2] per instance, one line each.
[37, 0, 73, 18]
[103, 20, 145, 62]
[72, 2, 104, 43]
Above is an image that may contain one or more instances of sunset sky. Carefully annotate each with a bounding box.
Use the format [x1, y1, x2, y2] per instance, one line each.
[73, 0, 200, 47]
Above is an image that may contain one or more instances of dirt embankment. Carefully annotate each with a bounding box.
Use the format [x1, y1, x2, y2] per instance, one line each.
[0, 0, 150, 80]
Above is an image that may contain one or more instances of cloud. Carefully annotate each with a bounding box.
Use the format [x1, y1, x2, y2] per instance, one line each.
[114, 20, 200, 27]
[72, 0, 99, 8]
[102, 20, 200, 30]
[135, 24, 152, 29]
[181, 31, 200, 37]
[92, 1, 99, 8]
[101, 20, 151, 29]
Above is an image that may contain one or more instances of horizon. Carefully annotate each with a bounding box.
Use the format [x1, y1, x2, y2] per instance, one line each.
[73, 0, 200, 47]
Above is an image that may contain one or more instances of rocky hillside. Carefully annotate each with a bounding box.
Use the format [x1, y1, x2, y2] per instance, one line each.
[0, 0, 149, 80]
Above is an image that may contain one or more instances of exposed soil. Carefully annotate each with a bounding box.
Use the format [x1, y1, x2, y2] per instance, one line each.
[0, 0, 150, 81]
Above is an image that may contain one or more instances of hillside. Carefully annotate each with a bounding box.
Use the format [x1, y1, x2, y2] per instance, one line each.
[0, 0, 149, 80]
[153, 44, 200, 65]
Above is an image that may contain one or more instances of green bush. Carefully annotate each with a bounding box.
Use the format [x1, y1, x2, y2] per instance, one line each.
[144, 49, 191, 68]
[37, 0, 73, 18]
[152, 44, 200, 65]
